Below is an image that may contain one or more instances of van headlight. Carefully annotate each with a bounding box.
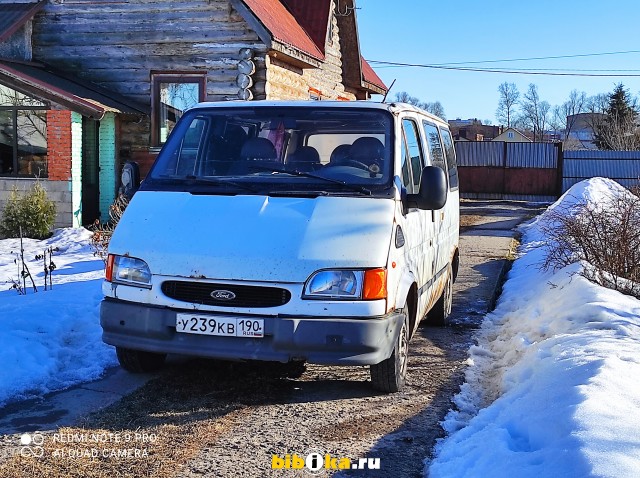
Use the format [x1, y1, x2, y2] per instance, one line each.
[106, 254, 152, 289]
[303, 268, 386, 300]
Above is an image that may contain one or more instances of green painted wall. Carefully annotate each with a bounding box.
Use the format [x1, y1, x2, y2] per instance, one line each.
[98, 113, 116, 221]
[70, 111, 83, 227]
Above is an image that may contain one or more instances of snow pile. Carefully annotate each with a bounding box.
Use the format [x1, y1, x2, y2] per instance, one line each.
[428, 178, 640, 478]
[0, 228, 116, 407]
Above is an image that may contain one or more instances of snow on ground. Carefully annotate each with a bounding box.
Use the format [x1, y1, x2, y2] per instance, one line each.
[427, 177, 640, 478]
[0, 228, 116, 408]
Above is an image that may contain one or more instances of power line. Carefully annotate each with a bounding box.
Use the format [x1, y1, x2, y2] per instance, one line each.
[367, 61, 640, 77]
[416, 49, 640, 66]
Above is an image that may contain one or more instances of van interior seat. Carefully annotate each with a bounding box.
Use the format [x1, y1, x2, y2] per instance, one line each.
[240, 137, 277, 161]
[226, 137, 280, 174]
[329, 144, 351, 164]
[349, 137, 384, 166]
[288, 146, 321, 172]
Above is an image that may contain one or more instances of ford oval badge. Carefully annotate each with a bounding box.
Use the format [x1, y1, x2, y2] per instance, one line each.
[210, 290, 236, 300]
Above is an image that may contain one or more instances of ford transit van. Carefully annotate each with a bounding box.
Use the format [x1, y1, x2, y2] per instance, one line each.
[100, 101, 459, 393]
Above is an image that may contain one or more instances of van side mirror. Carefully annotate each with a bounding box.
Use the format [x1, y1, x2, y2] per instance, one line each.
[121, 161, 140, 199]
[407, 166, 447, 210]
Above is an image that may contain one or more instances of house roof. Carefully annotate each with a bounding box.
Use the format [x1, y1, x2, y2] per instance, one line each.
[238, 0, 386, 95]
[492, 127, 532, 142]
[0, 1, 45, 43]
[241, 0, 324, 61]
[281, 0, 331, 56]
[361, 56, 386, 94]
[0, 59, 148, 118]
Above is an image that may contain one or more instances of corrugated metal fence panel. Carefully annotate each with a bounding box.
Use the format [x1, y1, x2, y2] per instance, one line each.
[564, 150, 640, 160]
[564, 159, 640, 178]
[455, 141, 504, 167]
[506, 142, 558, 168]
[562, 150, 640, 193]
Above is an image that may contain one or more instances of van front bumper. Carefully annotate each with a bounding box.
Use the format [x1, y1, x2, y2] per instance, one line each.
[100, 299, 405, 365]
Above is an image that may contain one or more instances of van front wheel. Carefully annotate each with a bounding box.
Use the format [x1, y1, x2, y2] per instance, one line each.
[370, 306, 409, 393]
[116, 346, 166, 373]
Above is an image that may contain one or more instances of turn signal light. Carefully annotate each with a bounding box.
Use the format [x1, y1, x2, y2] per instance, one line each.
[106, 254, 115, 282]
[363, 268, 387, 300]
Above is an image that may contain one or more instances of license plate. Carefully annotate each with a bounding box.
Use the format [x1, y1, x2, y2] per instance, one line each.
[176, 314, 264, 338]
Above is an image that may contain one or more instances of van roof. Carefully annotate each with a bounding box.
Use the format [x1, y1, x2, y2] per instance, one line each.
[189, 100, 448, 126]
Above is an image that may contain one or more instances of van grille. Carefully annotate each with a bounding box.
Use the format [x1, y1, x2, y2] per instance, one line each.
[161, 281, 291, 308]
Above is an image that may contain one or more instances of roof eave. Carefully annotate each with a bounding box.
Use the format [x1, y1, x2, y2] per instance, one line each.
[361, 81, 386, 96]
[0, 70, 106, 118]
[270, 41, 322, 69]
[0, 61, 147, 119]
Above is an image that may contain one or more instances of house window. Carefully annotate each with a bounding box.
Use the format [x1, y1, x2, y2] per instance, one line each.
[0, 85, 48, 177]
[507, 131, 514, 139]
[151, 73, 206, 146]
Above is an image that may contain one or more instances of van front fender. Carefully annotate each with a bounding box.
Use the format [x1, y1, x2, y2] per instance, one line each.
[393, 269, 416, 310]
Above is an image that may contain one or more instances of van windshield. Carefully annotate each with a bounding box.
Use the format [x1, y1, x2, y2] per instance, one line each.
[146, 107, 394, 196]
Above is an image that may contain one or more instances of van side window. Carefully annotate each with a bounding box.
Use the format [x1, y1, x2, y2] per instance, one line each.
[422, 121, 445, 173]
[401, 119, 425, 193]
[439, 127, 459, 191]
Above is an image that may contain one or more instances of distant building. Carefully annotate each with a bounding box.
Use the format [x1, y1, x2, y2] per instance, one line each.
[492, 127, 531, 143]
[448, 118, 501, 141]
[563, 113, 606, 150]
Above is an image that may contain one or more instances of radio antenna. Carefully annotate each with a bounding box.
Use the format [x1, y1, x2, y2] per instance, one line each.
[382, 79, 396, 103]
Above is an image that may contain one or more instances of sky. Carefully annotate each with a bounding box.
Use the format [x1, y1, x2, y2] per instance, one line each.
[356, 0, 640, 124]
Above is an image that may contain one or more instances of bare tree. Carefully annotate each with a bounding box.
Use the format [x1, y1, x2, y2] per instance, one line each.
[496, 82, 519, 127]
[394, 92, 446, 119]
[550, 90, 587, 141]
[421, 101, 446, 119]
[520, 83, 551, 141]
[394, 91, 418, 105]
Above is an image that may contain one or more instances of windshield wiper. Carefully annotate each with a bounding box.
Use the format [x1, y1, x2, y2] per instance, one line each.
[247, 164, 372, 195]
[157, 174, 259, 193]
[185, 175, 261, 193]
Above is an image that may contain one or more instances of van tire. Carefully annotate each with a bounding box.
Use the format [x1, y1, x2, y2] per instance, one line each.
[426, 263, 453, 326]
[370, 305, 409, 393]
[116, 346, 166, 373]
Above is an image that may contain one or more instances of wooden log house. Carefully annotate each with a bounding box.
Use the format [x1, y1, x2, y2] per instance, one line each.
[0, 0, 386, 228]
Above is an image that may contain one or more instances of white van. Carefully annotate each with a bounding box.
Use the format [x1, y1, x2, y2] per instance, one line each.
[100, 101, 459, 393]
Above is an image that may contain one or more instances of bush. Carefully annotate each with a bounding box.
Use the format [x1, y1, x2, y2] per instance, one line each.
[541, 186, 640, 299]
[90, 194, 129, 264]
[0, 183, 57, 239]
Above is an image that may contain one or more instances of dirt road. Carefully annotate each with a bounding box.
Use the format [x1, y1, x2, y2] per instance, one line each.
[0, 200, 545, 478]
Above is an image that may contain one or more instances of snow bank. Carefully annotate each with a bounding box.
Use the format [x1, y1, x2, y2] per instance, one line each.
[428, 178, 640, 478]
[0, 228, 116, 407]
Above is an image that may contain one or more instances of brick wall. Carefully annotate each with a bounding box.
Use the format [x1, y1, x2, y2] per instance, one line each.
[47, 110, 72, 181]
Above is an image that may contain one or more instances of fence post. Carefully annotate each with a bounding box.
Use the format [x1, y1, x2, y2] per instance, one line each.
[555, 142, 564, 198]
[502, 141, 508, 196]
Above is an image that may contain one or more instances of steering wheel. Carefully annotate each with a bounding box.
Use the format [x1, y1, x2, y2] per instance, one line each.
[333, 159, 370, 170]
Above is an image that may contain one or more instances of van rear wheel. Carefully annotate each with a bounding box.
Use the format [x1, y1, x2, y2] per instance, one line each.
[370, 305, 409, 393]
[116, 346, 166, 373]
[426, 263, 453, 326]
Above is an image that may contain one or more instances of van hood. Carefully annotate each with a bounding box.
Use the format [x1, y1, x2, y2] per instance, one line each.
[109, 191, 395, 283]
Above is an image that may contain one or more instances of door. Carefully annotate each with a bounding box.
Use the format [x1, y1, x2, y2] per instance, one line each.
[399, 117, 437, 318]
[82, 118, 100, 226]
